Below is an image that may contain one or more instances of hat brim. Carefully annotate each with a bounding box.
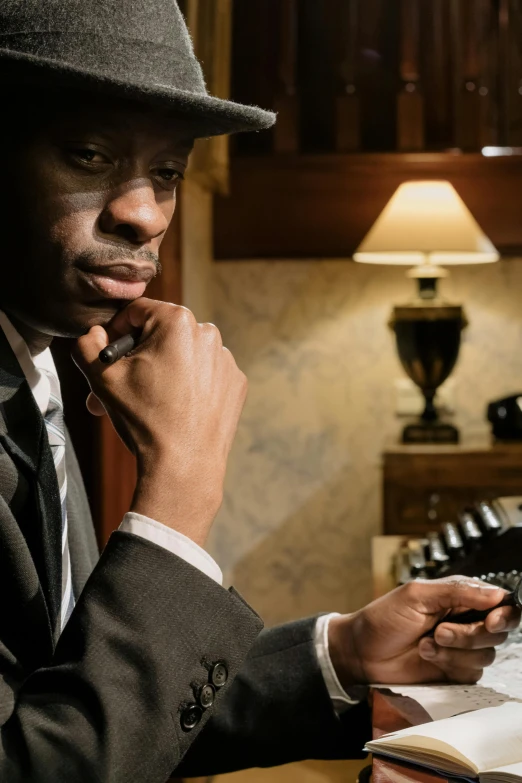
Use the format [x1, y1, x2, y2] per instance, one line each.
[0, 48, 276, 138]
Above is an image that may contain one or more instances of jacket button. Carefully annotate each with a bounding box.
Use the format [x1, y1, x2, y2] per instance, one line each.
[180, 704, 203, 732]
[198, 683, 216, 709]
[210, 662, 228, 688]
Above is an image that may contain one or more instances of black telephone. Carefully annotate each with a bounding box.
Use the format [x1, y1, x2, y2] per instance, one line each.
[396, 496, 522, 585]
[488, 395, 522, 440]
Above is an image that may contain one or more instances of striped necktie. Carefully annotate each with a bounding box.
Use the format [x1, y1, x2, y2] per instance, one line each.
[42, 368, 75, 632]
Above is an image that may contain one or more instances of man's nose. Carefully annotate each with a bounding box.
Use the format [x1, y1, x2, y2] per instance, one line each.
[98, 180, 170, 245]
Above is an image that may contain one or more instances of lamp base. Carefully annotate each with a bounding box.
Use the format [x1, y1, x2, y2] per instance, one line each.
[402, 420, 460, 444]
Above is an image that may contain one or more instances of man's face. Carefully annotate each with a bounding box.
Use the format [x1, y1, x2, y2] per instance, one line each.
[0, 93, 194, 337]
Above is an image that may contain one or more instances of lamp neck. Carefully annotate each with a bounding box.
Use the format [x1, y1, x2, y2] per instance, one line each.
[418, 277, 438, 299]
[408, 253, 448, 301]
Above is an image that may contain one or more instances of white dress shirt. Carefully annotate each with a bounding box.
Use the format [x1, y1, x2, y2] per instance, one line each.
[0, 311, 357, 712]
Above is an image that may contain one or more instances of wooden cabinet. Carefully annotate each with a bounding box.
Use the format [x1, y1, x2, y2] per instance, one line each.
[215, 1, 522, 260]
[382, 442, 522, 535]
[231, 0, 522, 156]
[214, 153, 522, 259]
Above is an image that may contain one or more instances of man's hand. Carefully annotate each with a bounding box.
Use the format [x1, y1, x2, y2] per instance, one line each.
[73, 298, 247, 547]
[328, 577, 521, 687]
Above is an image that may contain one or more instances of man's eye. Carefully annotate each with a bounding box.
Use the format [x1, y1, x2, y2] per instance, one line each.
[71, 148, 104, 164]
[156, 168, 183, 185]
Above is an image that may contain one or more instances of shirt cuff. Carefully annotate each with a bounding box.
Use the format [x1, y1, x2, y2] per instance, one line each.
[314, 613, 368, 714]
[119, 512, 223, 585]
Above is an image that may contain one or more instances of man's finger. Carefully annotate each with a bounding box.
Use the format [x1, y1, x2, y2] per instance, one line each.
[106, 297, 178, 339]
[105, 296, 156, 338]
[484, 605, 521, 634]
[411, 576, 507, 616]
[73, 325, 109, 371]
[73, 300, 177, 377]
[418, 638, 496, 671]
[434, 621, 508, 650]
[440, 667, 484, 685]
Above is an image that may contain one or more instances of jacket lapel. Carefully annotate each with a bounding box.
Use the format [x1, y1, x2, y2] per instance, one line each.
[0, 491, 54, 667]
[0, 328, 62, 637]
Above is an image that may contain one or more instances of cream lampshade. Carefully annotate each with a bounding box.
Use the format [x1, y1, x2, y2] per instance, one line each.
[353, 180, 500, 445]
[354, 180, 499, 271]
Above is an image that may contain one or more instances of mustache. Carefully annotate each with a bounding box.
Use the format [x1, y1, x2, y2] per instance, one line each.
[75, 247, 162, 276]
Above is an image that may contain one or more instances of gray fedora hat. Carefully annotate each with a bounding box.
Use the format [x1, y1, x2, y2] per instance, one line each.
[0, 0, 276, 137]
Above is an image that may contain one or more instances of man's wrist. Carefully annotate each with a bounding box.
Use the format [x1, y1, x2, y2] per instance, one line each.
[132, 453, 221, 547]
[328, 612, 367, 689]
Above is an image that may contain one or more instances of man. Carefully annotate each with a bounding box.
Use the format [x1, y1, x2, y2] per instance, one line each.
[0, 1, 517, 781]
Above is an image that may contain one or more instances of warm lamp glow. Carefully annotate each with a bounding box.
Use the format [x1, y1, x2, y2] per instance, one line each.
[353, 181, 499, 266]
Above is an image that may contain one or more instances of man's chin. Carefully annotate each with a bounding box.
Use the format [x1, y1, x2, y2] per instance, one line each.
[35, 301, 126, 339]
[72, 303, 130, 337]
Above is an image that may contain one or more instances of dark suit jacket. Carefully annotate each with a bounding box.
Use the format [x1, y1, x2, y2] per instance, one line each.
[0, 328, 370, 782]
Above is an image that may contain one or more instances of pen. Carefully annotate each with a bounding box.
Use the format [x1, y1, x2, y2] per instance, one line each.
[98, 333, 138, 365]
[426, 576, 522, 637]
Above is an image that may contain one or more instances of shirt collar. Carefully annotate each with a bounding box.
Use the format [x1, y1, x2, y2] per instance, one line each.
[0, 310, 58, 417]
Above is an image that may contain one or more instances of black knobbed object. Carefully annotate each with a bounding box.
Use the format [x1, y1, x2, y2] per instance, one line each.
[426, 577, 522, 638]
[99, 334, 138, 365]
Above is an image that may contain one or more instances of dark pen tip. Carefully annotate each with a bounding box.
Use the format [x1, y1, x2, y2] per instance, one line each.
[99, 346, 118, 364]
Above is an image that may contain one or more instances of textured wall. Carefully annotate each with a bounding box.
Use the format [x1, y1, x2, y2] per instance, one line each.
[207, 259, 522, 626]
[181, 179, 214, 324]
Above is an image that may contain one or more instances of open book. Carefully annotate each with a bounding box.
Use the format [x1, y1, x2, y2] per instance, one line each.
[366, 702, 522, 782]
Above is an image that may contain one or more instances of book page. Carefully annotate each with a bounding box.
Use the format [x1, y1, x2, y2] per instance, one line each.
[368, 733, 475, 776]
[482, 760, 522, 783]
[373, 683, 512, 720]
[367, 702, 522, 774]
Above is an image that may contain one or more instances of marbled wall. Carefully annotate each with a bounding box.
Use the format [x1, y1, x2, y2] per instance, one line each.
[206, 259, 522, 626]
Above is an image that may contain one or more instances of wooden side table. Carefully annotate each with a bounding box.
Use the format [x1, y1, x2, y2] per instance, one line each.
[383, 442, 522, 535]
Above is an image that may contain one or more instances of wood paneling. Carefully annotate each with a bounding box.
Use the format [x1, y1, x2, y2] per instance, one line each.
[501, 0, 522, 146]
[214, 153, 522, 260]
[334, 0, 360, 152]
[298, 0, 339, 153]
[273, 0, 300, 154]
[231, 0, 279, 156]
[396, 0, 424, 151]
[231, 1, 522, 155]
[423, 1, 452, 150]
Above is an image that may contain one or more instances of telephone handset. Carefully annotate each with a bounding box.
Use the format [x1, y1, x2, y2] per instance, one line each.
[488, 394, 522, 440]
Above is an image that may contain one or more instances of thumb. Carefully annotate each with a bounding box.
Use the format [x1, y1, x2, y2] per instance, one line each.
[414, 576, 506, 618]
[72, 325, 109, 376]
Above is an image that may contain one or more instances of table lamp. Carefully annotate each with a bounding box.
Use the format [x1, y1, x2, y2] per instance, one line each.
[354, 180, 499, 444]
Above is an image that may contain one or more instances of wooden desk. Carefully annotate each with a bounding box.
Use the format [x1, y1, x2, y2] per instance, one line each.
[383, 442, 522, 535]
[371, 690, 448, 783]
